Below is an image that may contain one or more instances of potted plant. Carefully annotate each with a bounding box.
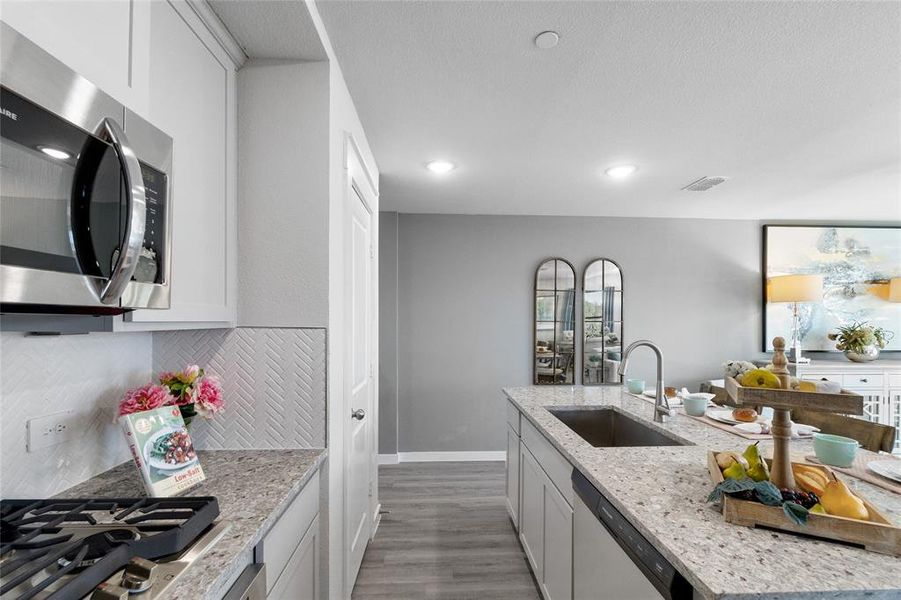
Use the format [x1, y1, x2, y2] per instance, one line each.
[828, 322, 893, 362]
[118, 365, 224, 426]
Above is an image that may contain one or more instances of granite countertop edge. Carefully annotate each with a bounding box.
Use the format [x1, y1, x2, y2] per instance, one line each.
[503, 386, 901, 600]
[197, 449, 328, 600]
[56, 448, 327, 600]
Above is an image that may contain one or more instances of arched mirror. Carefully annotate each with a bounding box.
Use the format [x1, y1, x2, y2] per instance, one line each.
[534, 258, 576, 385]
[583, 258, 624, 385]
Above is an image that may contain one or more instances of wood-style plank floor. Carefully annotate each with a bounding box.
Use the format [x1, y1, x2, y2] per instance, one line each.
[351, 461, 541, 600]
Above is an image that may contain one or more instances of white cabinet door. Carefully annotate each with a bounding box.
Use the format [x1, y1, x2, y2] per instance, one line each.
[519, 444, 545, 578]
[542, 479, 573, 600]
[124, 0, 236, 327]
[889, 389, 901, 454]
[268, 516, 319, 600]
[506, 424, 520, 527]
[0, 0, 149, 112]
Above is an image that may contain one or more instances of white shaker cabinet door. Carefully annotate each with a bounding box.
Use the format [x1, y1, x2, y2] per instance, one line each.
[519, 444, 545, 579]
[0, 0, 149, 113]
[124, 0, 236, 327]
[506, 424, 520, 527]
[267, 516, 319, 600]
[542, 478, 573, 600]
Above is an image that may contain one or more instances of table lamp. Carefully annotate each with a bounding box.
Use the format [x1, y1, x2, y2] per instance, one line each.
[767, 274, 823, 363]
[890, 277, 901, 303]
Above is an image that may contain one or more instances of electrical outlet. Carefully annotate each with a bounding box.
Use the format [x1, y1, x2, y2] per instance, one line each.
[26, 410, 78, 452]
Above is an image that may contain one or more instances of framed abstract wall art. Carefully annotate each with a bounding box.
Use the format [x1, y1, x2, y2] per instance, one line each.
[763, 225, 901, 353]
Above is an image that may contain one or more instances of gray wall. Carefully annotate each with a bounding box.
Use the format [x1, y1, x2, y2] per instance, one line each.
[383, 213, 761, 453]
[378, 212, 399, 454]
[237, 60, 330, 327]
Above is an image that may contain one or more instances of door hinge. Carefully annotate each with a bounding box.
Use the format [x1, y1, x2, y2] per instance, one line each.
[370, 246, 374, 259]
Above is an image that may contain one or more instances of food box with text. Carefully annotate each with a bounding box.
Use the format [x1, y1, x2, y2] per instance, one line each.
[120, 406, 204, 496]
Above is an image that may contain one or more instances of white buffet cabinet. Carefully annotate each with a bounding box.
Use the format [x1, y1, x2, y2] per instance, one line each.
[796, 359, 901, 453]
[1, 0, 239, 329]
[507, 401, 573, 600]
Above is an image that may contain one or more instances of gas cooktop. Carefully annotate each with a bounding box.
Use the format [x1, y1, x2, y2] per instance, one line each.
[0, 497, 227, 600]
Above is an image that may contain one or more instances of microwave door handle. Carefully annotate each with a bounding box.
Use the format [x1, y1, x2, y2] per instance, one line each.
[95, 117, 146, 304]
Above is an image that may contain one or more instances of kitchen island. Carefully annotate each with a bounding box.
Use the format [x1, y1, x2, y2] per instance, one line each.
[57, 449, 326, 600]
[504, 386, 900, 599]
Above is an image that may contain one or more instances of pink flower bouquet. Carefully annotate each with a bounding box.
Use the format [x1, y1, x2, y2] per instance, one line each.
[118, 365, 224, 425]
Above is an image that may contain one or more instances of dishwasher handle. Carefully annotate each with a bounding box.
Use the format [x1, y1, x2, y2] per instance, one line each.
[222, 564, 266, 600]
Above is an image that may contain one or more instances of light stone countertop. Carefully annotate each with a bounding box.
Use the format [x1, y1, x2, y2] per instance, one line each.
[503, 385, 901, 600]
[57, 449, 326, 600]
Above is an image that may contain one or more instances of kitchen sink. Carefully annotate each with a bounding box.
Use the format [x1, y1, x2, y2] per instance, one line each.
[548, 408, 692, 447]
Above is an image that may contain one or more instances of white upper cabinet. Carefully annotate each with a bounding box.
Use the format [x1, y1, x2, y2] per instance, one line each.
[0, 0, 150, 113]
[2, 0, 238, 329]
[124, 0, 237, 327]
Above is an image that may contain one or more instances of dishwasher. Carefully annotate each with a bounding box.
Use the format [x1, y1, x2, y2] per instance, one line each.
[572, 470, 694, 600]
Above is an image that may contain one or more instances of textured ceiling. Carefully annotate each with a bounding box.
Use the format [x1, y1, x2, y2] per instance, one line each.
[209, 0, 327, 61]
[316, 0, 900, 220]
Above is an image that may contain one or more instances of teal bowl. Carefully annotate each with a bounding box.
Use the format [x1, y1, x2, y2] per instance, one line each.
[813, 433, 859, 468]
[625, 379, 645, 394]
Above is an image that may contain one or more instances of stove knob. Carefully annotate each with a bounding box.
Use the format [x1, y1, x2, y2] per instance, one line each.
[91, 583, 129, 600]
[120, 557, 157, 593]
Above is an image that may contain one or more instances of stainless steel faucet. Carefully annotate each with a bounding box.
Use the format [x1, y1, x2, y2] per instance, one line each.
[617, 339, 674, 423]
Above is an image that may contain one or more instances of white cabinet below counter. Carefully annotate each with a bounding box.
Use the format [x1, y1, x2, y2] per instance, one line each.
[255, 468, 321, 599]
[512, 403, 573, 600]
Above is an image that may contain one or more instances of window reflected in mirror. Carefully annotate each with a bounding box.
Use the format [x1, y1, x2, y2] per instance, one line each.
[534, 258, 576, 385]
[583, 258, 623, 385]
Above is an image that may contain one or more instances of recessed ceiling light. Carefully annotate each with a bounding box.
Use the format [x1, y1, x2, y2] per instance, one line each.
[605, 165, 637, 179]
[534, 31, 559, 49]
[426, 160, 455, 174]
[39, 146, 71, 160]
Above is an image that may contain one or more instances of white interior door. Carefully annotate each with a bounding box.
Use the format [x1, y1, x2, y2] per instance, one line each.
[345, 183, 373, 591]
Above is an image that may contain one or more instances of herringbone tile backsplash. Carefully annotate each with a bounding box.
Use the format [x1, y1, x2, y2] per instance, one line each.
[0, 332, 152, 498]
[1, 327, 326, 498]
[152, 328, 326, 450]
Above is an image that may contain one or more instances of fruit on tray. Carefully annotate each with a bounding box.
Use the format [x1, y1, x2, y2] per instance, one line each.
[715, 451, 749, 471]
[743, 442, 770, 482]
[820, 479, 869, 521]
[810, 503, 826, 515]
[723, 461, 748, 480]
[779, 488, 820, 510]
[740, 368, 782, 389]
[792, 464, 829, 496]
[732, 407, 758, 422]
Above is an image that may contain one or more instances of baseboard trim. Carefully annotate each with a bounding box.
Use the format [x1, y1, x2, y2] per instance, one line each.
[396, 451, 506, 463]
[378, 454, 399, 465]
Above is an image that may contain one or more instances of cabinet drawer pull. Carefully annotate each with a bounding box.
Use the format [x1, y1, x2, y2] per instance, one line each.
[860, 378, 868, 383]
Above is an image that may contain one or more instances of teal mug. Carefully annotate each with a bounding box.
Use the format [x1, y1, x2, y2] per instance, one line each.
[626, 379, 645, 394]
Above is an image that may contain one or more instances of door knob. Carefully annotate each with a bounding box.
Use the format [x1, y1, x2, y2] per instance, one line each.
[351, 408, 366, 420]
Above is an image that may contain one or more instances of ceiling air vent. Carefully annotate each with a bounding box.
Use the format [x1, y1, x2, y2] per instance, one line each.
[681, 176, 728, 192]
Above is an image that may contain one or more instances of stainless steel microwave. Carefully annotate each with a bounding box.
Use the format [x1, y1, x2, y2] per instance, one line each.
[0, 23, 172, 316]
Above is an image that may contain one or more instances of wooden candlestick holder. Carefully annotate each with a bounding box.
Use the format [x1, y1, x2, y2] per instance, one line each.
[724, 336, 864, 491]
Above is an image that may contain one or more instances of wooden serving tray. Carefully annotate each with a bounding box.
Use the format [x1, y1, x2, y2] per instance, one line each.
[707, 451, 901, 556]
[724, 376, 863, 415]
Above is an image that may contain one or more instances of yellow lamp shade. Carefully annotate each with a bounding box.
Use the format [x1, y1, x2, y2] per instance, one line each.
[890, 277, 901, 303]
[767, 274, 823, 303]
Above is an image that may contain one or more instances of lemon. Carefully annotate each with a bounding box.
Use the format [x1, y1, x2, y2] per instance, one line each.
[740, 368, 781, 389]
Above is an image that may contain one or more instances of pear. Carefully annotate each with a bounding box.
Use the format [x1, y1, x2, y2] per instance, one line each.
[743, 442, 770, 482]
[722, 461, 747, 481]
[810, 503, 826, 515]
[716, 452, 749, 471]
[820, 480, 869, 521]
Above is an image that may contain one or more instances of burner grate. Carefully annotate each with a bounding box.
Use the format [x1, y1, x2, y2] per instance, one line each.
[0, 497, 218, 600]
